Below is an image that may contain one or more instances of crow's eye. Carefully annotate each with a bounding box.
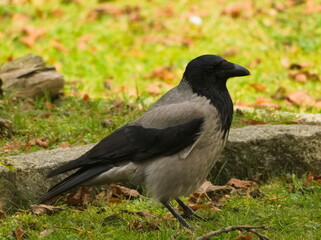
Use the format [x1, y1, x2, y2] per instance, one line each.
[206, 65, 216, 72]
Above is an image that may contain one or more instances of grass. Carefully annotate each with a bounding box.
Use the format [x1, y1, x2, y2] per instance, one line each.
[0, 0, 321, 112]
[1, 0, 321, 239]
[1, 175, 321, 239]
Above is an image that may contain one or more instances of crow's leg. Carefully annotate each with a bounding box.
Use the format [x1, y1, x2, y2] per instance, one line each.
[162, 201, 193, 230]
[175, 198, 205, 221]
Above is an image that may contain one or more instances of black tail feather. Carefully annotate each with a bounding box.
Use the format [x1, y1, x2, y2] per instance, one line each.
[39, 165, 112, 203]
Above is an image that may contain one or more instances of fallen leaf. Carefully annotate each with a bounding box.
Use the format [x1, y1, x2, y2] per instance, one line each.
[13, 226, 26, 240]
[306, 173, 321, 185]
[289, 62, 313, 70]
[189, 181, 233, 204]
[30, 204, 64, 215]
[35, 137, 49, 148]
[121, 210, 158, 218]
[272, 86, 287, 100]
[39, 229, 54, 238]
[128, 220, 160, 231]
[226, 178, 259, 190]
[249, 83, 266, 92]
[59, 143, 72, 148]
[221, 2, 254, 18]
[146, 84, 161, 95]
[239, 118, 266, 125]
[83, 94, 90, 102]
[3, 140, 19, 152]
[51, 39, 68, 53]
[20, 25, 46, 48]
[77, 34, 93, 50]
[281, 57, 290, 68]
[109, 184, 140, 199]
[221, 48, 238, 58]
[248, 58, 262, 68]
[233, 234, 254, 240]
[286, 90, 315, 107]
[67, 187, 91, 207]
[109, 198, 123, 203]
[144, 65, 175, 81]
[0, 210, 6, 219]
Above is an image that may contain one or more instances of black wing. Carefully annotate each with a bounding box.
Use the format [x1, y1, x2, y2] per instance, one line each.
[48, 118, 204, 177]
[39, 118, 203, 203]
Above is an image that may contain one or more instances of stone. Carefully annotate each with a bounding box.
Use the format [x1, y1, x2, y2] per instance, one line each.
[1, 124, 321, 211]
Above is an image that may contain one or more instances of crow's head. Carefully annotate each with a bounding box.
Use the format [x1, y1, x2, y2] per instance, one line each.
[183, 54, 250, 93]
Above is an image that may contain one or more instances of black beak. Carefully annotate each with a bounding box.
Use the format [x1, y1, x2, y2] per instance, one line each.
[232, 63, 250, 77]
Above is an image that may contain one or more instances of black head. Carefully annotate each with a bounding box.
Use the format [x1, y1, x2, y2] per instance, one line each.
[183, 55, 250, 136]
[183, 54, 250, 93]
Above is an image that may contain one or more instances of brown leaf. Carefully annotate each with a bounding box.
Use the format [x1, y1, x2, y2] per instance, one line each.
[272, 86, 287, 100]
[23, 139, 36, 151]
[83, 94, 90, 102]
[30, 204, 63, 215]
[3, 140, 19, 152]
[233, 234, 254, 240]
[249, 83, 266, 92]
[189, 181, 233, 204]
[35, 137, 49, 148]
[45, 101, 53, 110]
[109, 184, 140, 199]
[59, 143, 72, 148]
[109, 198, 123, 203]
[146, 84, 161, 95]
[128, 220, 160, 231]
[121, 209, 158, 218]
[77, 34, 93, 50]
[289, 62, 313, 70]
[39, 229, 54, 238]
[286, 90, 315, 107]
[221, 2, 254, 18]
[248, 58, 262, 68]
[13, 226, 26, 240]
[226, 178, 259, 190]
[281, 57, 290, 68]
[306, 173, 321, 185]
[0, 210, 6, 219]
[51, 39, 68, 53]
[239, 118, 266, 125]
[145, 65, 175, 81]
[67, 187, 91, 207]
[265, 196, 287, 201]
[20, 25, 46, 48]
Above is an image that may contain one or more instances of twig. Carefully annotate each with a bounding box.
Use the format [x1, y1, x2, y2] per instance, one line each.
[196, 225, 270, 240]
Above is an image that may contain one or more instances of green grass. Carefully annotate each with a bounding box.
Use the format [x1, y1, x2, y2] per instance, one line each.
[1, 0, 321, 239]
[1, 176, 321, 239]
[0, 0, 321, 112]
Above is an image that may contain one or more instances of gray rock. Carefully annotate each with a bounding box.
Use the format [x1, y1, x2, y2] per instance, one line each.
[1, 124, 321, 211]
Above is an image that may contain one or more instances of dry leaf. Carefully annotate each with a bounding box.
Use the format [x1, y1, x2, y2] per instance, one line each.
[249, 83, 266, 92]
[13, 226, 26, 240]
[146, 84, 161, 95]
[59, 143, 72, 148]
[226, 178, 259, 190]
[3, 140, 19, 152]
[51, 39, 68, 53]
[67, 187, 91, 207]
[145, 65, 175, 81]
[265, 196, 287, 201]
[233, 234, 254, 240]
[189, 181, 233, 204]
[239, 118, 266, 125]
[39, 229, 54, 238]
[77, 34, 93, 50]
[272, 86, 287, 100]
[221, 2, 254, 18]
[30, 204, 64, 215]
[35, 137, 49, 148]
[122, 209, 158, 218]
[306, 173, 321, 185]
[0, 210, 6, 219]
[83, 94, 90, 102]
[286, 90, 315, 107]
[20, 25, 46, 48]
[109, 198, 123, 203]
[128, 220, 160, 231]
[109, 184, 140, 199]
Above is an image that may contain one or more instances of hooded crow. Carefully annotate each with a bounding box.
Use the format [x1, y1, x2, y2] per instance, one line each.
[39, 55, 250, 229]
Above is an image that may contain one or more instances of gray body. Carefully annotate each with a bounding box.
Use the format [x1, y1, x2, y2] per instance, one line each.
[86, 80, 227, 202]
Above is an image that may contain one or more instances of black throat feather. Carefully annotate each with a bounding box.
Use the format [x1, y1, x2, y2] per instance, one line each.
[190, 85, 233, 138]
